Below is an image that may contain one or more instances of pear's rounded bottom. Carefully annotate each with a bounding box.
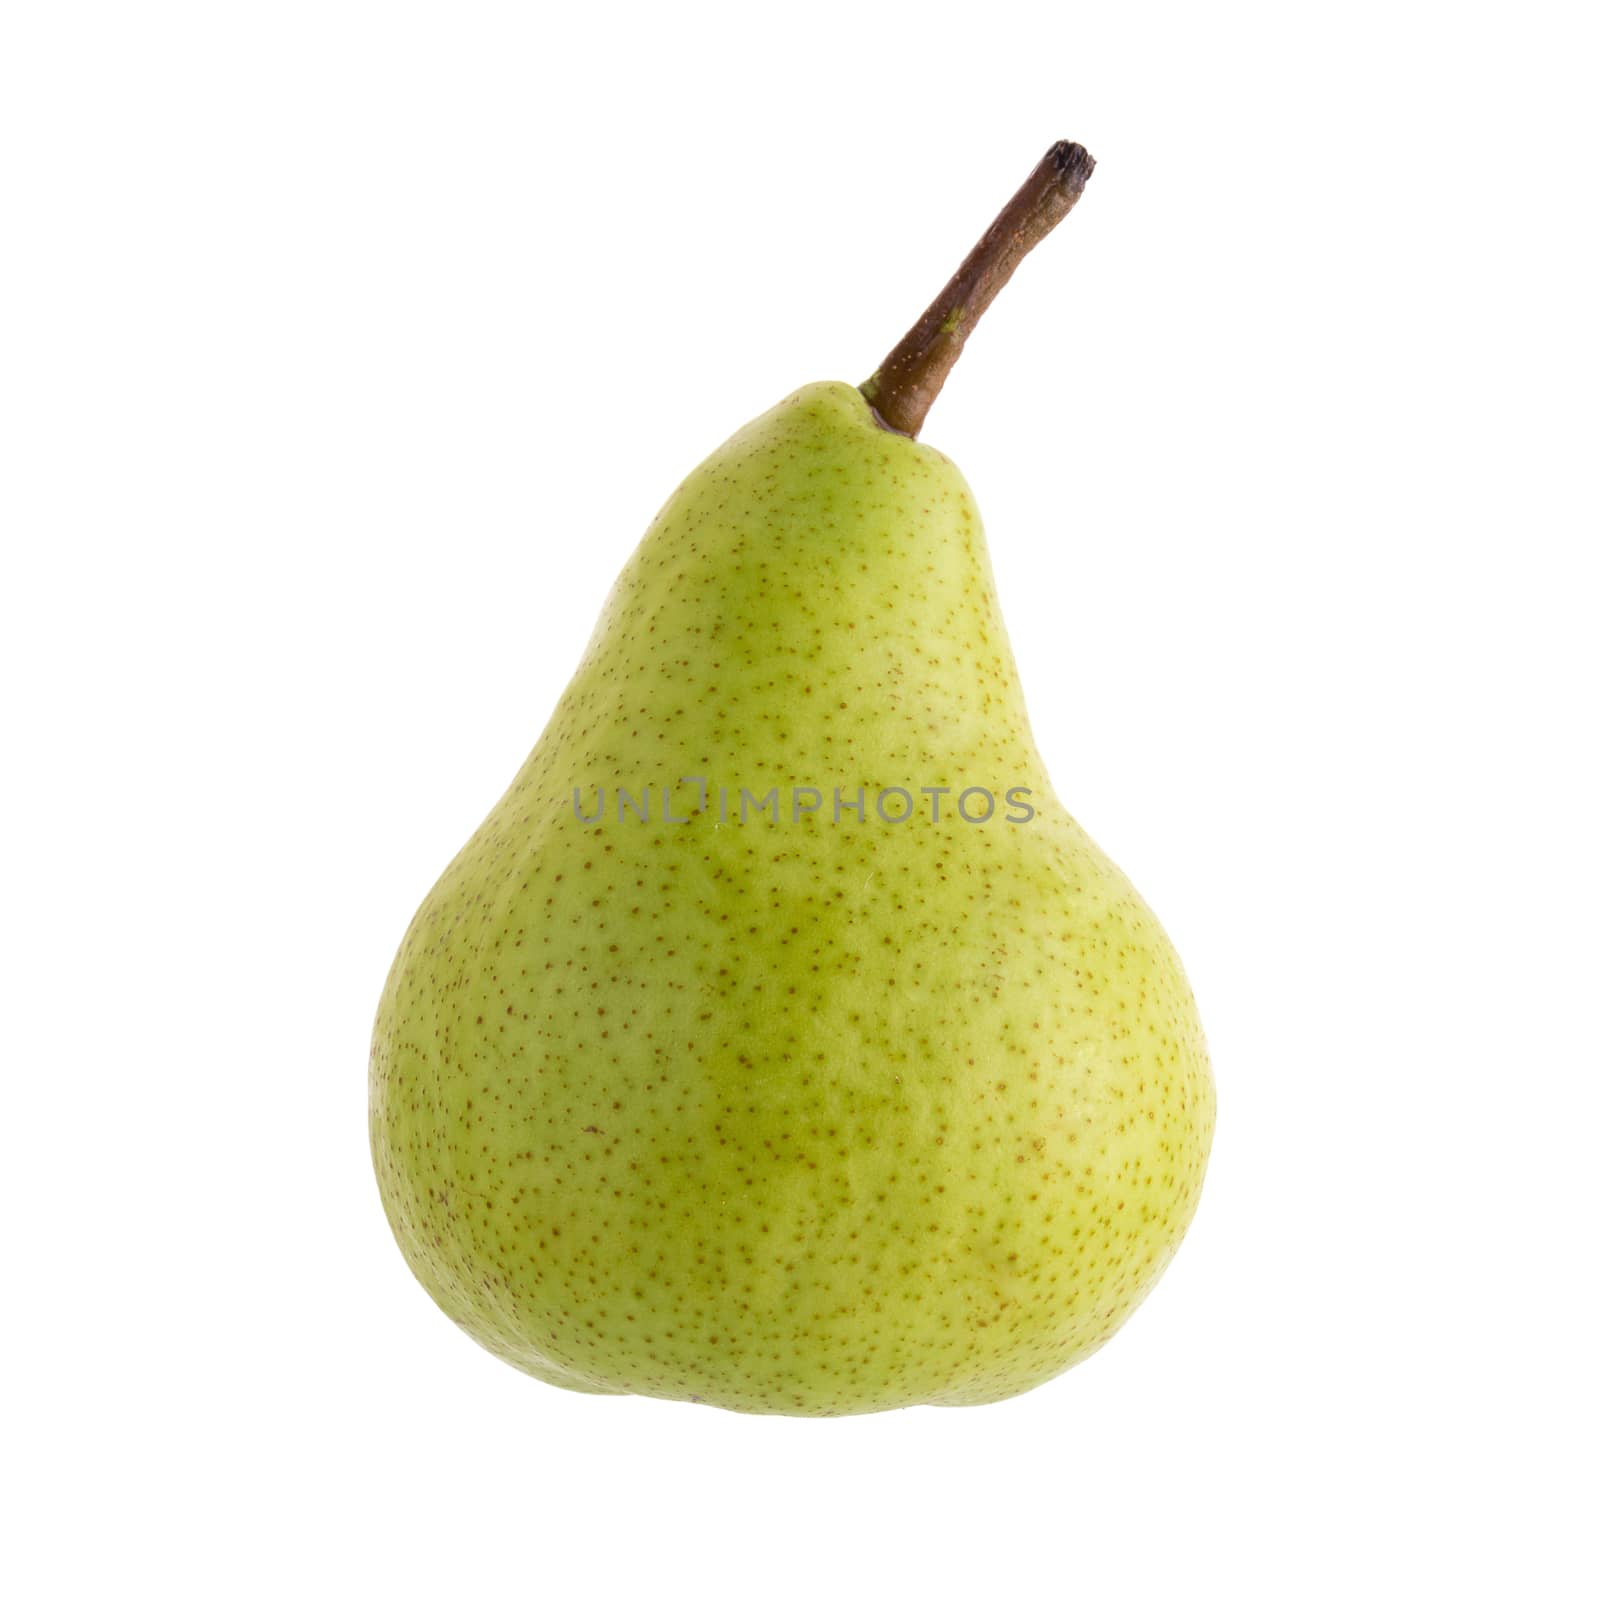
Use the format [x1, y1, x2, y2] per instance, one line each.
[469, 1317, 1119, 1418]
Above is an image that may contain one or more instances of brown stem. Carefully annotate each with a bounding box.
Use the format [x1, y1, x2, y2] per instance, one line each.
[860, 140, 1096, 438]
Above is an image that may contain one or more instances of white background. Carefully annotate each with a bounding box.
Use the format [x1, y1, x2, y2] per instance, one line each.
[4, 2, 1596, 1594]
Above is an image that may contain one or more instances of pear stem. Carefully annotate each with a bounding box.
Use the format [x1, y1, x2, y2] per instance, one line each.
[860, 140, 1096, 438]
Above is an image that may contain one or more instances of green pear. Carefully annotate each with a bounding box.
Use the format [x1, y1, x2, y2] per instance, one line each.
[371, 142, 1214, 1415]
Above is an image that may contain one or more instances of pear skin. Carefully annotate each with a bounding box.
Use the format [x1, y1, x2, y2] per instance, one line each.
[370, 380, 1214, 1415]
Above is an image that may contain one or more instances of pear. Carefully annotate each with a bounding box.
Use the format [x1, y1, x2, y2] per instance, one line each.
[371, 142, 1214, 1415]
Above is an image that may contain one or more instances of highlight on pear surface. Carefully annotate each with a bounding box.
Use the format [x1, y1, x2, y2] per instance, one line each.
[369, 142, 1214, 1416]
